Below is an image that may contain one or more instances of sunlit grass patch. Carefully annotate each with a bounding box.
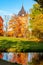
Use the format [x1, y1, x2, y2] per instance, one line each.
[0, 37, 43, 52]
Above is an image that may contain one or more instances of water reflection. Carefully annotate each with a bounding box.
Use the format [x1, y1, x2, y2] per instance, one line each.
[0, 53, 43, 65]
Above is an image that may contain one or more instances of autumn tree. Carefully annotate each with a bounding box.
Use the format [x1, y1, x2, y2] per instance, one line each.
[8, 15, 28, 38]
[29, 3, 43, 40]
[0, 16, 4, 36]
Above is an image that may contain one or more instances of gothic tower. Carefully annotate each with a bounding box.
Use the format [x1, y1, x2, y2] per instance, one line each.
[18, 5, 26, 16]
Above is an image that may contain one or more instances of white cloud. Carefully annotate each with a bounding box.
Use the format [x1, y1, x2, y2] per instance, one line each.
[0, 10, 13, 16]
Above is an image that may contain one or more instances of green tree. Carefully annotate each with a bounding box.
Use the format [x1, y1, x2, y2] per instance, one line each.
[30, 3, 43, 40]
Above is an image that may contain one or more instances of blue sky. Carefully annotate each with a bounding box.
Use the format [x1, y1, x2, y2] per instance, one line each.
[0, 0, 36, 16]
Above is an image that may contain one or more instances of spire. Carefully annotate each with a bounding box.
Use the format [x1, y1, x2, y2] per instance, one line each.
[22, 4, 24, 9]
[18, 4, 26, 16]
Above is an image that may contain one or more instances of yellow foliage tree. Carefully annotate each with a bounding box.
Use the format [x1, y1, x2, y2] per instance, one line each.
[30, 4, 43, 40]
[8, 15, 28, 38]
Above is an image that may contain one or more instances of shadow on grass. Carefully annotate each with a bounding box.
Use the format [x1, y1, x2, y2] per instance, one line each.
[0, 40, 43, 52]
[0, 40, 17, 52]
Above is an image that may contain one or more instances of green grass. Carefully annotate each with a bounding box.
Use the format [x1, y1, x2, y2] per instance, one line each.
[0, 36, 43, 52]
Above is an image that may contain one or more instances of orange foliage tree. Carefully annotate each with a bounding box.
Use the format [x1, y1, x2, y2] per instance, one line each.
[0, 16, 4, 36]
[7, 15, 29, 38]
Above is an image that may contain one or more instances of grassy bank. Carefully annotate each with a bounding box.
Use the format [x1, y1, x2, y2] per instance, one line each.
[0, 37, 43, 52]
